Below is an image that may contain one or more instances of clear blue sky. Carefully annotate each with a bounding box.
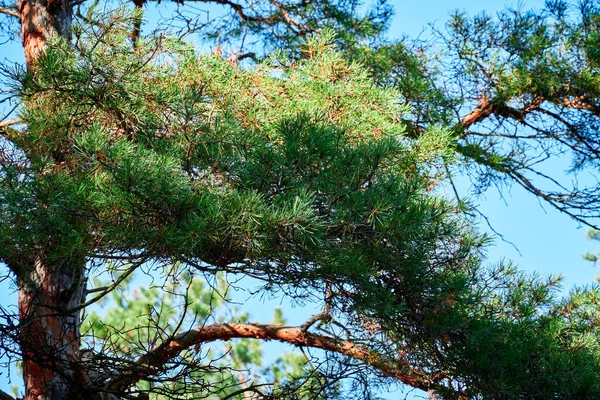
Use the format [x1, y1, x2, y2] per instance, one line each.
[391, 0, 597, 291]
[2, 0, 598, 397]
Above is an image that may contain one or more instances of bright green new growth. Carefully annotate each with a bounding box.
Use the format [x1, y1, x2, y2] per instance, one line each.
[5, 12, 459, 282]
[2, 8, 600, 399]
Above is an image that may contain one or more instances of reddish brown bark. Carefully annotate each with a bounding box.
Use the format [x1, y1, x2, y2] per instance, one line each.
[460, 97, 495, 131]
[17, 255, 86, 400]
[105, 323, 450, 395]
[18, 0, 72, 67]
[16, 2, 83, 399]
[129, 0, 144, 48]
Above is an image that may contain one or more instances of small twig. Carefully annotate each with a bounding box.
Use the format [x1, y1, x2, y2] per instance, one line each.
[300, 346, 317, 371]
[90, 252, 149, 260]
[444, 163, 522, 255]
[227, 52, 256, 65]
[66, 260, 145, 313]
[301, 311, 330, 332]
[301, 283, 333, 331]
[270, 0, 310, 33]
[0, 6, 19, 19]
[86, 286, 110, 294]
[220, 384, 270, 400]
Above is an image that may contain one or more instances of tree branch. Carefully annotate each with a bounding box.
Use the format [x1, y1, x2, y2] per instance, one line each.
[300, 310, 330, 331]
[455, 142, 600, 229]
[161, 0, 313, 33]
[0, 6, 19, 18]
[301, 282, 332, 331]
[0, 118, 22, 129]
[458, 95, 544, 133]
[65, 259, 145, 314]
[269, 0, 310, 33]
[459, 97, 494, 131]
[104, 322, 451, 395]
[558, 94, 600, 114]
[0, 119, 22, 140]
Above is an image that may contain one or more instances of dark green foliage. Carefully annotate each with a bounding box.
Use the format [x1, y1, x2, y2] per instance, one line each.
[2, 4, 600, 399]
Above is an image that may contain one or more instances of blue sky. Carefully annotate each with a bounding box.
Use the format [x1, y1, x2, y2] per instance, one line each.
[2, 0, 599, 397]
[391, 0, 598, 290]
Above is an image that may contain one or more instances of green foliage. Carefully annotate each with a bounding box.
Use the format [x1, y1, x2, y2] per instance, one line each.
[4, 10, 457, 275]
[303, 0, 600, 228]
[2, 6, 600, 399]
[433, 1, 600, 223]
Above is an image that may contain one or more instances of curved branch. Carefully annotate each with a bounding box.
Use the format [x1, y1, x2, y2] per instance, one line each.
[104, 323, 451, 395]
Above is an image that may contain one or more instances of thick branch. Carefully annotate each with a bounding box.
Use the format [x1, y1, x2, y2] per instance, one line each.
[459, 93, 600, 135]
[405, 95, 544, 140]
[460, 97, 495, 131]
[104, 323, 449, 394]
[459, 96, 544, 133]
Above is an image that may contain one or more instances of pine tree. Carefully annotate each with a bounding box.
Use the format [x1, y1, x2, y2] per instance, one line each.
[0, 1, 599, 399]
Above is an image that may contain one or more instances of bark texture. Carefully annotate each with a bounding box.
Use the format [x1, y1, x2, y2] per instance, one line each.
[18, 0, 72, 66]
[17, 255, 86, 400]
[17, 2, 82, 399]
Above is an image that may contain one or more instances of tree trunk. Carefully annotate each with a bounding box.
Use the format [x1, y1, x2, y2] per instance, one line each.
[16, 2, 82, 399]
[18, 0, 72, 67]
[17, 255, 86, 400]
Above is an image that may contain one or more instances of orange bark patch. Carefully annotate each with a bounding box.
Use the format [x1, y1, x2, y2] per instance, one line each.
[19, 0, 71, 67]
[18, 256, 85, 400]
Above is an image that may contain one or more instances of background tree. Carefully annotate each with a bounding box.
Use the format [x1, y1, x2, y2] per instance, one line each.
[0, 1, 599, 400]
